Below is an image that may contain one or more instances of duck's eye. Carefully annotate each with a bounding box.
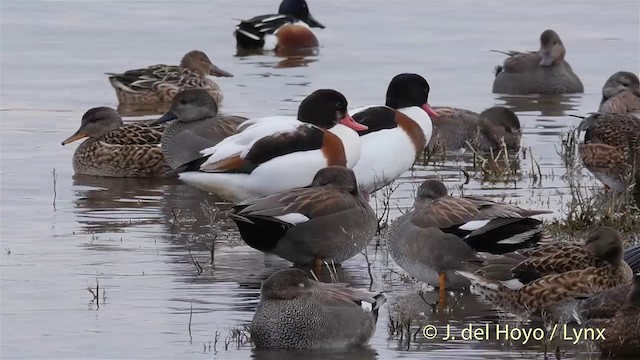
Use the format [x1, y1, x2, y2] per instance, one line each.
[180, 100, 188, 105]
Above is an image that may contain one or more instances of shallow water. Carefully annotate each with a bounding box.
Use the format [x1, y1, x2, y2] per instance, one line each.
[1, 1, 639, 359]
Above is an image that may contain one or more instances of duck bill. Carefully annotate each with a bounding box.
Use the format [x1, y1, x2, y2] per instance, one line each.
[540, 52, 553, 66]
[422, 103, 439, 118]
[339, 114, 368, 131]
[304, 13, 325, 29]
[61, 130, 88, 145]
[210, 65, 233, 78]
[152, 111, 178, 125]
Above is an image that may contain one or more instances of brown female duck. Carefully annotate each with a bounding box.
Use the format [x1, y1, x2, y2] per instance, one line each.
[599, 71, 640, 117]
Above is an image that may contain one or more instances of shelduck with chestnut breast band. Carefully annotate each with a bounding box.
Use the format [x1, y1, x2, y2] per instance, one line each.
[178, 89, 367, 202]
[351, 73, 438, 196]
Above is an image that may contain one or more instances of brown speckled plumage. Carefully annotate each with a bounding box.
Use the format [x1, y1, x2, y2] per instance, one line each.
[492, 30, 583, 95]
[578, 112, 640, 191]
[598, 71, 640, 116]
[62, 107, 171, 177]
[107, 50, 232, 108]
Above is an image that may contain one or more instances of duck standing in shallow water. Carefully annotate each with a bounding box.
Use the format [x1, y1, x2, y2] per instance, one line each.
[387, 180, 551, 301]
[251, 268, 386, 349]
[229, 166, 376, 268]
[234, 0, 324, 54]
[428, 106, 521, 152]
[492, 30, 583, 95]
[598, 71, 640, 117]
[178, 89, 366, 202]
[61, 107, 171, 177]
[457, 227, 633, 318]
[152, 89, 247, 170]
[350, 73, 437, 196]
[577, 112, 640, 192]
[107, 50, 232, 110]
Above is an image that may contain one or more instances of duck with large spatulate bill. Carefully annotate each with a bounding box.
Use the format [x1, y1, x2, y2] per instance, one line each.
[228, 166, 377, 268]
[350, 73, 437, 196]
[178, 89, 366, 202]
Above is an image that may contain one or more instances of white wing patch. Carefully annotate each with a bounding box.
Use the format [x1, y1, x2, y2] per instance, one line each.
[496, 228, 540, 245]
[459, 219, 491, 231]
[273, 213, 310, 225]
[360, 301, 373, 312]
[237, 29, 260, 41]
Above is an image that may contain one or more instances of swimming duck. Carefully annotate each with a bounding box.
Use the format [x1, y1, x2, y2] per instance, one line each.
[492, 29, 584, 95]
[428, 106, 521, 152]
[598, 71, 640, 117]
[61, 107, 171, 177]
[107, 50, 232, 108]
[234, 0, 324, 52]
[178, 89, 366, 202]
[350, 73, 437, 195]
[152, 89, 247, 169]
[251, 268, 387, 349]
[457, 227, 634, 317]
[387, 179, 552, 295]
[587, 274, 640, 357]
[229, 166, 376, 267]
[577, 112, 640, 192]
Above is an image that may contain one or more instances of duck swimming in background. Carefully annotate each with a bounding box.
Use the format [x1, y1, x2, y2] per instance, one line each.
[234, 0, 324, 53]
[492, 29, 583, 95]
[178, 89, 366, 202]
[350, 73, 437, 196]
[251, 268, 387, 349]
[428, 106, 521, 153]
[107, 50, 232, 109]
[229, 166, 377, 267]
[152, 89, 247, 170]
[61, 107, 171, 178]
[598, 71, 640, 117]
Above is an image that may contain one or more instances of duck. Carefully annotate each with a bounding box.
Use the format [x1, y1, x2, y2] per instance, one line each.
[61, 107, 171, 177]
[228, 166, 377, 268]
[457, 227, 634, 317]
[598, 71, 640, 117]
[577, 112, 640, 192]
[234, 0, 324, 52]
[492, 29, 584, 95]
[428, 106, 521, 153]
[107, 50, 232, 108]
[152, 89, 247, 170]
[387, 179, 552, 298]
[178, 89, 367, 202]
[587, 274, 640, 357]
[350, 73, 437, 196]
[250, 268, 387, 349]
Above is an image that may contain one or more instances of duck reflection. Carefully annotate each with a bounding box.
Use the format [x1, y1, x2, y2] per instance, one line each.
[494, 93, 581, 117]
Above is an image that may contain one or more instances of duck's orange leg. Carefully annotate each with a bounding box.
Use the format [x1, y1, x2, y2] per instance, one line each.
[438, 272, 447, 309]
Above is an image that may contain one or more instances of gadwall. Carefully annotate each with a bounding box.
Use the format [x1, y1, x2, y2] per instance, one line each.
[229, 166, 376, 268]
[457, 227, 633, 317]
[492, 30, 584, 95]
[599, 71, 640, 117]
[428, 106, 521, 152]
[152, 89, 247, 169]
[107, 50, 232, 108]
[61, 107, 170, 177]
[387, 179, 551, 295]
[351, 73, 438, 196]
[178, 89, 366, 202]
[235, 0, 324, 51]
[251, 268, 386, 349]
[577, 112, 640, 192]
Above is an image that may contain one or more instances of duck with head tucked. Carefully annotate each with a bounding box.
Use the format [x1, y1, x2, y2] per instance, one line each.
[177, 89, 366, 202]
[229, 166, 376, 268]
[107, 50, 232, 109]
[61, 107, 171, 177]
[428, 106, 521, 153]
[152, 89, 247, 170]
[234, 0, 324, 54]
[577, 112, 640, 192]
[251, 268, 387, 349]
[492, 30, 583, 95]
[387, 179, 552, 302]
[598, 71, 640, 117]
[457, 227, 634, 318]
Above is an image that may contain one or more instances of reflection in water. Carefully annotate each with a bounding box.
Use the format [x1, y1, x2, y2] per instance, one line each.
[251, 346, 378, 360]
[236, 48, 319, 69]
[494, 94, 582, 116]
